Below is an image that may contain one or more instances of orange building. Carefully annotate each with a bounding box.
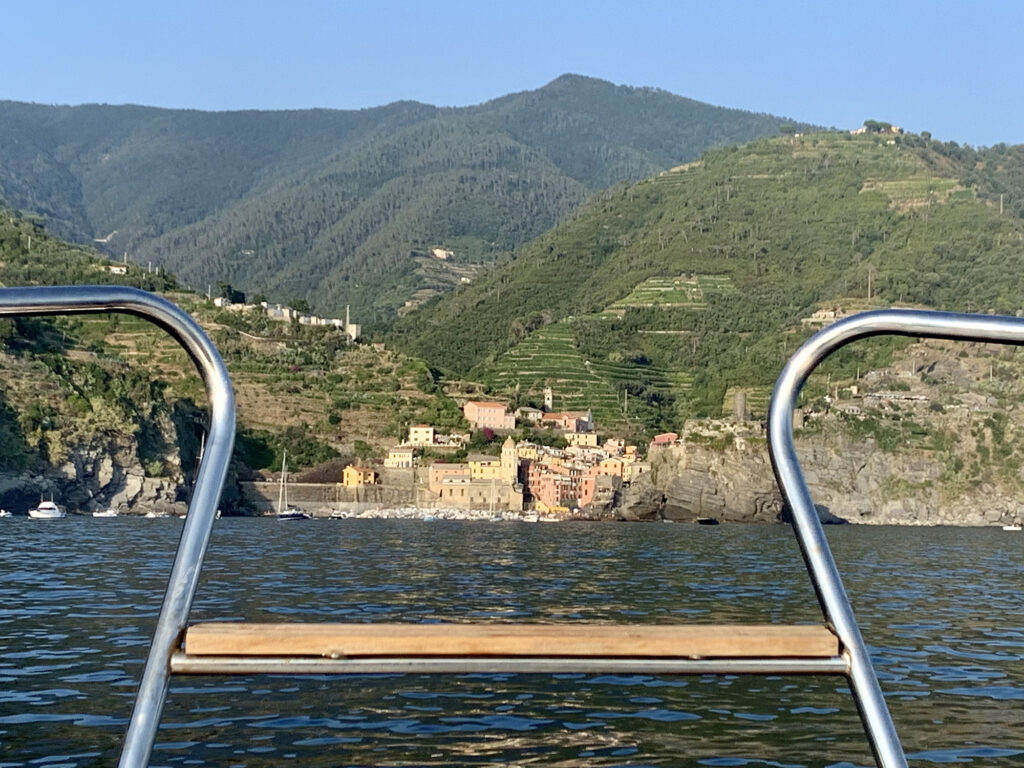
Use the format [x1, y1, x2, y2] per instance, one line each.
[342, 465, 378, 487]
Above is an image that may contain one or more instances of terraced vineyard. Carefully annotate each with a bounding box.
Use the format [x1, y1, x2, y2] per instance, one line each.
[860, 176, 963, 206]
[478, 320, 694, 429]
[610, 274, 736, 309]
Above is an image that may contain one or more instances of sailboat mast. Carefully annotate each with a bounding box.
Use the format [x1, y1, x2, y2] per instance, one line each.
[277, 448, 287, 514]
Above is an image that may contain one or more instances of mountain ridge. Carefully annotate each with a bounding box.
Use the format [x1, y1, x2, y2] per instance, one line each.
[0, 75, 813, 321]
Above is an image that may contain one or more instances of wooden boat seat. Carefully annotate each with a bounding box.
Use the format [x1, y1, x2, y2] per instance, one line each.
[184, 622, 839, 659]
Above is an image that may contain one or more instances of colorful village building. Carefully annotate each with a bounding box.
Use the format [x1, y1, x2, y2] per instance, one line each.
[408, 424, 435, 446]
[342, 465, 379, 488]
[383, 445, 415, 469]
[463, 401, 516, 431]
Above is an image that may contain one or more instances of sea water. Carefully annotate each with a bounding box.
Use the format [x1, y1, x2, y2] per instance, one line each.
[1, 518, 1021, 767]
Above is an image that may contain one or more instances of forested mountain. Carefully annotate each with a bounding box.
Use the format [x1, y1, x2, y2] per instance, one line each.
[393, 131, 1024, 428]
[0, 76, 810, 322]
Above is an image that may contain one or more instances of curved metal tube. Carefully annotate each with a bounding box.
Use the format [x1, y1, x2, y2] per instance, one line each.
[0, 286, 235, 768]
[768, 308, 1024, 768]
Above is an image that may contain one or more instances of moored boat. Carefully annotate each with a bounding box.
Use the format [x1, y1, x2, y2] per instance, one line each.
[93, 507, 119, 518]
[28, 499, 66, 519]
[277, 449, 310, 520]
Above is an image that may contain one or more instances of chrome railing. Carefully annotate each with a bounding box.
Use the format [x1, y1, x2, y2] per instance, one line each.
[14, 290, 1011, 768]
[0, 286, 236, 768]
[768, 308, 1024, 768]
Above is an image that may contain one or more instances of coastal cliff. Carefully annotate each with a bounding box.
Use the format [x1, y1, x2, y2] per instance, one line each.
[624, 429, 1022, 527]
[0, 410, 203, 516]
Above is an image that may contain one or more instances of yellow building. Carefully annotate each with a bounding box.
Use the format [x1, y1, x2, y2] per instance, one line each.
[565, 432, 599, 448]
[516, 442, 539, 461]
[467, 454, 503, 480]
[599, 456, 625, 478]
[342, 465, 378, 487]
[408, 424, 435, 446]
[384, 445, 415, 468]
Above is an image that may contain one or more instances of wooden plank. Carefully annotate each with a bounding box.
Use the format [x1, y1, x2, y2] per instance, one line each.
[185, 623, 839, 659]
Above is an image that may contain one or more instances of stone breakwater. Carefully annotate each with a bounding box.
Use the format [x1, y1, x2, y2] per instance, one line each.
[319, 506, 563, 522]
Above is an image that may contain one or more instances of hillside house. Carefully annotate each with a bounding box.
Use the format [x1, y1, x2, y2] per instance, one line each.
[265, 304, 299, 322]
[650, 433, 679, 448]
[516, 442, 539, 461]
[383, 445, 415, 469]
[342, 465, 379, 487]
[408, 425, 435, 446]
[540, 411, 593, 433]
[515, 406, 544, 424]
[463, 401, 515, 431]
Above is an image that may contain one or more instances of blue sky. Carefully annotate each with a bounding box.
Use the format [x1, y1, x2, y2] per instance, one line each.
[6, 1, 1022, 146]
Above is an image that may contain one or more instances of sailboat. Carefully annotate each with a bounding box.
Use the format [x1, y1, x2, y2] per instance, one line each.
[277, 449, 310, 520]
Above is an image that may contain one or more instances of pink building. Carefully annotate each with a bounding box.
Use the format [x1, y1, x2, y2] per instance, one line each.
[463, 401, 515, 431]
[650, 432, 679, 449]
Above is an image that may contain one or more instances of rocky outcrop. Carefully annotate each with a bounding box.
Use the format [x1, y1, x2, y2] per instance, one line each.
[0, 429, 191, 516]
[630, 430, 1022, 527]
[642, 438, 784, 523]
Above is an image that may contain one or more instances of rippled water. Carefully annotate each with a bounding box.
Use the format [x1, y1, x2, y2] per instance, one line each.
[1, 519, 1021, 767]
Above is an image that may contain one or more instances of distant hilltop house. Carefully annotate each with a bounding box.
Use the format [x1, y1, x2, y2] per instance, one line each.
[431, 247, 454, 260]
[515, 406, 544, 424]
[851, 121, 903, 135]
[802, 306, 851, 326]
[463, 401, 516, 431]
[405, 424, 467, 450]
[257, 301, 360, 341]
[408, 425, 435, 447]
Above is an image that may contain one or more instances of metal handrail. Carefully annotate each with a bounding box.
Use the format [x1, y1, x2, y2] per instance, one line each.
[11, 291, 993, 767]
[768, 308, 1024, 768]
[0, 286, 236, 768]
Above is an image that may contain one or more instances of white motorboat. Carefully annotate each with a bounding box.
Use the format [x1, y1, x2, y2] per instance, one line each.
[277, 450, 309, 520]
[28, 499, 66, 519]
[93, 508, 119, 518]
[0, 509, 11, 518]
[1003, 524, 1022, 531]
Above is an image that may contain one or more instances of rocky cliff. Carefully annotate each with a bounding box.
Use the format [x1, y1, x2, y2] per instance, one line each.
[622, 428, 1022, 527]
[0, 414, 200, 516]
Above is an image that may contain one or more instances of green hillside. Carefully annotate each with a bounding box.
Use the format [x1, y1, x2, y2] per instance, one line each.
[394, 131, 1024, 429]
[0, 208, 447, 484]
[0, 75, 811, 322]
